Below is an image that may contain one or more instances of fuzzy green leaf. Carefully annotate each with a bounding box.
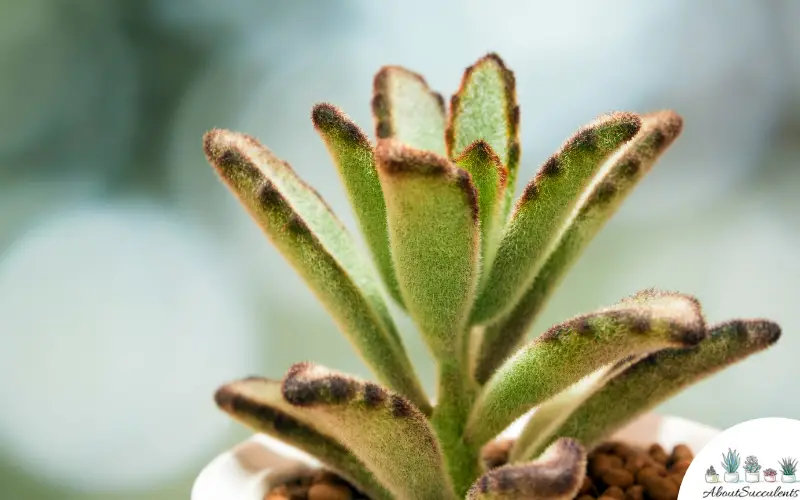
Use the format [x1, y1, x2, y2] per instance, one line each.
[454, 140, 508, 282]
[470, 113, 642, 325]
[467, 438, 587, 500]
[446, 53, 520, 221]
[375, 139, 480, 358]
[214, 378, 393, 500]
[539, 319, 781, 450]
[464, 290, 706, 447]
[311, 103, 405, 308]
[372, 66, 447, 155]
[473, 111, 683, 383]
[509, 355, 644, 462]
[203, 130, 430, 413]
[280, 362, 457, 500]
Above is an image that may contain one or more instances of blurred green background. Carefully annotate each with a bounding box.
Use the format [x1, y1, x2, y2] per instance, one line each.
[1, 1, 798, 498]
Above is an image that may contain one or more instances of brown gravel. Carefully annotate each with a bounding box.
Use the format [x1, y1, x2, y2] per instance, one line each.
[263, 440, 694, 499]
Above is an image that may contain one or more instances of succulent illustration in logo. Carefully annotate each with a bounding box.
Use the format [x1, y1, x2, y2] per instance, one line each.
[722, 448, 741, 483]
[706, 465, 720, 483]
[780, 457, 798, 483]
[764, 468, 778, 483]
[744, 455, 761, 482]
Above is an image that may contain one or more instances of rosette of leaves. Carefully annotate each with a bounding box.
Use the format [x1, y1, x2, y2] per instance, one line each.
[707, 466, 718, 476]
[203, 53, 782, 499]
[764, 468, 778, 478]
[744, 456, 761, 473]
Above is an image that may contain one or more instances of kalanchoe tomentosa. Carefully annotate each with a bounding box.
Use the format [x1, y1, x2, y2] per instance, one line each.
[203, 53, 782, 500]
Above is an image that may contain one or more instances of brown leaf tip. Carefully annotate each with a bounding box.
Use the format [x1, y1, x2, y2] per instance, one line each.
[214, 384, 238, 411]
[281, 362, 358, 407]
[732, 319, 782, 346]
[311, 103, 369, 145]
[642, 110, 684, 151]
[372, 65, 440, 140]
[373, 65, 431, 93]
[202, 129, 269, 188]
[477, 52, 510, 70]
[203, 129, 243, 168]
[469, 438, 586, 499]
[376, 139, 480, 221]
[461, 52, 516, 95]
[455, 140, 509, 187]
[450, 53, 519, 159]
[456, 140, 501, 167]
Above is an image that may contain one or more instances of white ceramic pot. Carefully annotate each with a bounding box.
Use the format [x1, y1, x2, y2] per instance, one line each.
[705, 474, 719, 483]
[192, 412, 719, 500]
[783, 474, 796, 483]
[746, 472, 760, 482]
[725, 472, 740, 483]
[765, 476, 777, 482]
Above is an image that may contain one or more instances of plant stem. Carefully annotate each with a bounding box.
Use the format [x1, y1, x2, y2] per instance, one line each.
[432, 357, 480, 497]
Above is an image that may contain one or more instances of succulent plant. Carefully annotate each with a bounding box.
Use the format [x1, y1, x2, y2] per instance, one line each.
[203, 53, 782, 500]
[744, 455, 762, 473]
[780, 457, 798, 476]
[722, 449, 742, 474]
[764, 468, 778, 478]
[707, 466, 718, 476]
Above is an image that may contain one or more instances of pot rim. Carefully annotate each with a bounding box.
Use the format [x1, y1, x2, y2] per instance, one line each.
[192, 412, 720, 500]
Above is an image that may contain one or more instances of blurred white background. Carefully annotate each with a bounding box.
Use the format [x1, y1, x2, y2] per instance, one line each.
[0, 1, 798, 498]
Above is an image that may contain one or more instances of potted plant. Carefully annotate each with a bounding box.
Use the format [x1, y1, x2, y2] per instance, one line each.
[706, 465, 720, 483]
[722, 449, 742, 483]
[764, 468, 778, 482]
[780, 457, 798, 483]
[194, 53, 782, 499]
[744, 455, 761, 482]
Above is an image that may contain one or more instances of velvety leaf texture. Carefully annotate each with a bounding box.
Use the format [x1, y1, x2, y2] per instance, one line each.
[473, 111, 683, 383]
[375, 139, 480, 358]
[543, 319, 781, 450]
[373, 66, 447, 156]
[280, 363, 457, 500]
[201, 53, 784, 500]
[312, 103, 405, 308]
[470, 113, 642, 325]
[446, 53, 520, 220]
[509, 355, 644, 463]
[454, 140, 508, 283]
[214, 377, 393, 500]
[467, 438, 587, 500]
[465, 290, 706, 447]
[203, 130, 430, 413]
